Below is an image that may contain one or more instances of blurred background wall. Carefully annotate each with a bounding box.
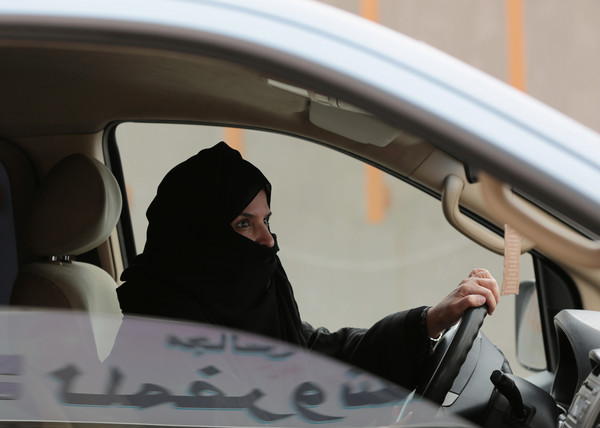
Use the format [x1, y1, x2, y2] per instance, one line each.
[322, 0, 600, 135]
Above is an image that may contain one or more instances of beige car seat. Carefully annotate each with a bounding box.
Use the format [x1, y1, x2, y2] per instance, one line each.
[10, 153, 123, 314]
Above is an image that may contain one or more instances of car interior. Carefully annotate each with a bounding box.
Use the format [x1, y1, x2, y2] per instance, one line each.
[1, 15, 600, 428]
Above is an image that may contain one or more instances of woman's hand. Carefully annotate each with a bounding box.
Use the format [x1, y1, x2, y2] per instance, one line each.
[426, 268, 500, 338]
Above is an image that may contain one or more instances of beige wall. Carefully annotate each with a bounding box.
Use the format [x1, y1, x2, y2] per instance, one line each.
[318, 0, 600, 134]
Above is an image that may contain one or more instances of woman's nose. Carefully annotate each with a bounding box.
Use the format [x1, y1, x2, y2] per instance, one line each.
[256, 224, 275, 248]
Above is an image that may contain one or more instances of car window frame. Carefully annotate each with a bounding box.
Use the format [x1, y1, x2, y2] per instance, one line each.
[106, 120, 557, 378]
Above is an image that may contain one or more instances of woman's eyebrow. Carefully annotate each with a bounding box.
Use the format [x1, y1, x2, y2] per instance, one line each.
[238, 211, 272, 218]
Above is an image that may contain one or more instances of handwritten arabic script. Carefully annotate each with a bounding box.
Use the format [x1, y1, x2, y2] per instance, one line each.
[49, 364, 407, 423]
[167, 333, 294, 359]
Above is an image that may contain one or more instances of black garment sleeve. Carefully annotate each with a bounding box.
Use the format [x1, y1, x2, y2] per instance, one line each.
[301, 307, 431, 389]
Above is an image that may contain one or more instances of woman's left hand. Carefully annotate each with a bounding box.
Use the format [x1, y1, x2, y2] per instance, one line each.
[425, 268, 500, 338]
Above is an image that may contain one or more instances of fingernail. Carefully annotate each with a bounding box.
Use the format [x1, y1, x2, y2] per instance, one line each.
[477, 295, 486, 305]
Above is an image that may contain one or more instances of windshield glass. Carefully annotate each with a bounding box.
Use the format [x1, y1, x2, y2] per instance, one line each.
[0, 310, 472, 427]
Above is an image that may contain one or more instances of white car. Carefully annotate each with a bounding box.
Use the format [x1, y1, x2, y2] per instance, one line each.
[1, 1, 599, 427]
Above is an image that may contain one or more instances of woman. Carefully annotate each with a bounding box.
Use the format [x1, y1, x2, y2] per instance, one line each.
[117, 141, 499, 389]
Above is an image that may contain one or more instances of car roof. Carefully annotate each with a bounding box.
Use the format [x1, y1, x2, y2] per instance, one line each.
[1, 0, 600, 238]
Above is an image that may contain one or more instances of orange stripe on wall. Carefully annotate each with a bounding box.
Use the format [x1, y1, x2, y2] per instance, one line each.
[360, 0, 388, 224]
[224, 127, 245, 156]
[506, 0, 526, 91]
[366, 165, 389, 224]
[360, 0, 378, 22]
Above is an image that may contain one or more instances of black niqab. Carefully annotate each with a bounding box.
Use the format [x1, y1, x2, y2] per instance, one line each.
[118, 142, 306, 345]
[117, 142, 435, 390]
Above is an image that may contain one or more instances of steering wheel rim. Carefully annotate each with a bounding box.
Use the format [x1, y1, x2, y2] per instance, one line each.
[416, 305, 488, 405]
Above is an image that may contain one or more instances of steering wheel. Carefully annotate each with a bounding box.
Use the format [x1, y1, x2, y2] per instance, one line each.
[416, 305, 488, 405]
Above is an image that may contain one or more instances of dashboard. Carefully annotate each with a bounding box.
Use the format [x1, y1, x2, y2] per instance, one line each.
[439, 309, 600, 428]
[554, 310, 600, 427]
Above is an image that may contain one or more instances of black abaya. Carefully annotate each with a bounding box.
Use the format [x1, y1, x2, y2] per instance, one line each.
[117, 142, 431, 389]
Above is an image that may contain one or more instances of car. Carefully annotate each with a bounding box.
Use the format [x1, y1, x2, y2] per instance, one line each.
[1, 0, 600, 427]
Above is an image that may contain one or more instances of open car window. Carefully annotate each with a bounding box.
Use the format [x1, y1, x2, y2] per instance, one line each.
[115, 122, 539, 377]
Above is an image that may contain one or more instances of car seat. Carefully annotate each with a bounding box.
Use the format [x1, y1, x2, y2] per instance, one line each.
[0, 137, 38, 303]
[10, 153, 123, 314]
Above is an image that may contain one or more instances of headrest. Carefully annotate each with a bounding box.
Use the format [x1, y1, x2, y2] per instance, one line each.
[27, 154, 122, 256]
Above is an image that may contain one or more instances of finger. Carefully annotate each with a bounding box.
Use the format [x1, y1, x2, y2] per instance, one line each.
[458, 276, 497, 294]
[464, 275, 500, 305]
[467, 294, 488, 310]
[469, 268, 492, 279]
[445, 294, 487, 321]
[453, 294, 491, 318]
[457, 281, 497, 314]
[475, 276, 500, 304]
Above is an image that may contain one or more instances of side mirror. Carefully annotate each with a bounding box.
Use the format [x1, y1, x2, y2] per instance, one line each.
[515, 280, 546, 371]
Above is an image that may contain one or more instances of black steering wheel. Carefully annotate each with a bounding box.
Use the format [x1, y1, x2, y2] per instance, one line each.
[416, 305, 488, 405]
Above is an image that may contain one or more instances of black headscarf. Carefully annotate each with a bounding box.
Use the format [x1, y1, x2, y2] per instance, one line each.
[117, 142, 306, 345]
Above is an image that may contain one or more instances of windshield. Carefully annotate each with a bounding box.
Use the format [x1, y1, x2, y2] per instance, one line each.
[0, 310, 473, 427]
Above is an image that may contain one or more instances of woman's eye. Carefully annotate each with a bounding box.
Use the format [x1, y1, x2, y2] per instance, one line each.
[236, 219, 250, 229]
[263, 217, 270, 226]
